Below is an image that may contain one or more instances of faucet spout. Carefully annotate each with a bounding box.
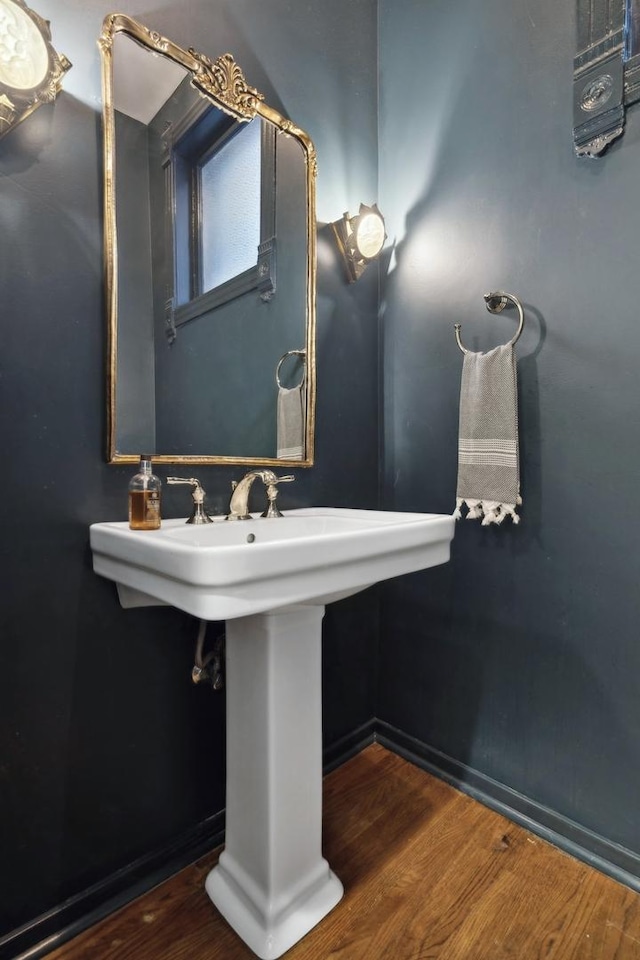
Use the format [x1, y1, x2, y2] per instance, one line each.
[227, 470, 294, 520]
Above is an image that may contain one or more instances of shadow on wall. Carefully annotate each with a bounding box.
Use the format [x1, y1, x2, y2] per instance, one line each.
[0, 92, 103, 301]
[294, 223, 380, 508]
[0, 98, 59, 176]
[380, 101, 550, 529]
[514, 303, 545, 545]
[2, 546, 227, 921]
[55, 555, 227, 902]
[379, 558, 640, 854]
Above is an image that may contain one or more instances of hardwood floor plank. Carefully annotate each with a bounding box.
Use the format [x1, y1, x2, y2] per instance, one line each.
[46, 744, 640, 960]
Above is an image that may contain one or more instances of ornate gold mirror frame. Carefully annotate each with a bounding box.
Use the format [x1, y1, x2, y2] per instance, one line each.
[99, 14, 317, 466]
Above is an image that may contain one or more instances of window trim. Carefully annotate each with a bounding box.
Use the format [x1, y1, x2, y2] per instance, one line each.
[161, 97, 277, 339]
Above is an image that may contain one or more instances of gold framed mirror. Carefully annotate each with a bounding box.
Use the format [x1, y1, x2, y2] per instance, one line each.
[99, 14, 317, 465]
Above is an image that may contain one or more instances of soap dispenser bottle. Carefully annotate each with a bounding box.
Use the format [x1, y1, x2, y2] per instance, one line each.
[128, 455, 161, 530]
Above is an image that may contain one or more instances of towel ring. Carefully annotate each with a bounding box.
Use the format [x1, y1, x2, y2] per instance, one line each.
[454, 291, 525, 354]
[276, 349, 306, 389]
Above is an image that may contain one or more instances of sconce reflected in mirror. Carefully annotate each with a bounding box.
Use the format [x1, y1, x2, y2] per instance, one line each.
[0, 0, 70, 140]
[331, 203, 386, 282]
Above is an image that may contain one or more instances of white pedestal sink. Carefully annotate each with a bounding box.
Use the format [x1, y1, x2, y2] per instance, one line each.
[90, 507, 454, 958]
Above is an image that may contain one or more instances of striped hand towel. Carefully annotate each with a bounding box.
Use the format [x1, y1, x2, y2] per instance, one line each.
[453, 343, 521, 525]
[277, 383, 305, 460]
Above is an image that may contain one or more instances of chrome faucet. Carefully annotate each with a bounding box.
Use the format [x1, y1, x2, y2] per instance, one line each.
[167, 477, 213, 524]
[227, 470, 295, 520]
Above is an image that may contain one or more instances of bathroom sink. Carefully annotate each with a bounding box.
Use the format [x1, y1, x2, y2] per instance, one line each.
[90, 507, 454, 621]
[90, 505, 454, 959]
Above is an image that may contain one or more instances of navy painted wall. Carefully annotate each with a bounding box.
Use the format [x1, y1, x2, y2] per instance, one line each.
[379, 0, 640, 856]
[7, 0, 638, 951]
[0, 0, 378, 943]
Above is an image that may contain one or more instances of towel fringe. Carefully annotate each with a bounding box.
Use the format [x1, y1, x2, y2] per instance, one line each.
[454, 497, 520, 525]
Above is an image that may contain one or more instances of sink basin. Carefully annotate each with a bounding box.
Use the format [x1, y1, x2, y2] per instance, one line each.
[90, 507, 454, 620]
[90, 505, 454, 959]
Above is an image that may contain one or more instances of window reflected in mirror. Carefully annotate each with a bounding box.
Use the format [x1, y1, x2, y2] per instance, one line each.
[147, 75, 273, 335]
[200, 119, 261, 292]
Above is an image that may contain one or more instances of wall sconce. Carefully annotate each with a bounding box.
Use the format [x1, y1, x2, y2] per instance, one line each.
[0, 0, 71, 140]
[330, 203, 386, 282]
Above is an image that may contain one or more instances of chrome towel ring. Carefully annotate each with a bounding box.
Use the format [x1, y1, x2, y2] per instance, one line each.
[276, 349, 306, 388]
[455, 291, 525, 354]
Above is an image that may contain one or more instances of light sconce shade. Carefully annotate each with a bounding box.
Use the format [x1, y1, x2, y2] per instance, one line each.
[0, 0, 71, 140]
[330, 203, 386, 282]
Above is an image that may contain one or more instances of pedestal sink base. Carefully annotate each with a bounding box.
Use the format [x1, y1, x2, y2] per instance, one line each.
[205, 606, 343, 958]
[206, 853, 343, 960]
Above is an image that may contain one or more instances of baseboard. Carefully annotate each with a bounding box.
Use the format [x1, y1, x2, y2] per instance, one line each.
[1, 724, 375, 960]
[375, 719, 640, 895]
[2, 812, 225, 960]
[323, 719, 376, 774]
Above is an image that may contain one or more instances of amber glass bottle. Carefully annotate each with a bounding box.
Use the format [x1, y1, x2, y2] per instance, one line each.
[128, 456, 161, 530]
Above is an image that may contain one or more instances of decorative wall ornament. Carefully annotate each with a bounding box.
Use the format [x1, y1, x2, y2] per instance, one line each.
[0, 0, 70, 139]
[574, 0, 640, 156]
[188, 50, 264, 120]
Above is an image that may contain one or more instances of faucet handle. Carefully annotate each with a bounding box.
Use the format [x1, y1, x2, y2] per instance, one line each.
[261, 474, 295, 519]
[167, 477, 213, 525]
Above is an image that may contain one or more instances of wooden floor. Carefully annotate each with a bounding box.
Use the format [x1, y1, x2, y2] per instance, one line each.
[48, 744, 640, 960]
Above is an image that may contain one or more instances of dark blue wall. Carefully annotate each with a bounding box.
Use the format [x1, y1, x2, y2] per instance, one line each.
[7, 0, 638, 953]
[0, 0, 378, 949]
[379, 0, 640, 864]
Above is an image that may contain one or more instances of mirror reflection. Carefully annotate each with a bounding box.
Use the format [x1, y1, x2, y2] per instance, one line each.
[100, 15, 317, 465]
[628, 0, 640, 57]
